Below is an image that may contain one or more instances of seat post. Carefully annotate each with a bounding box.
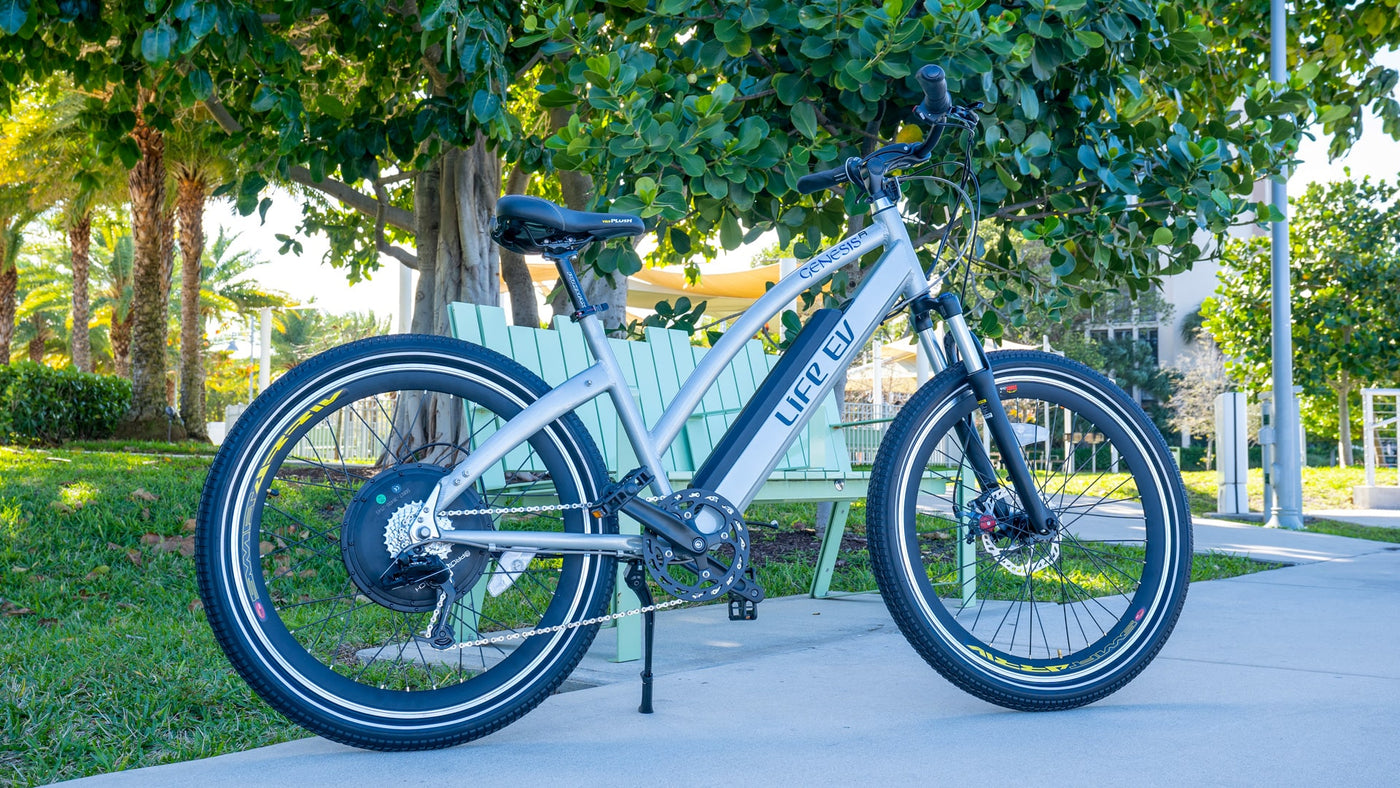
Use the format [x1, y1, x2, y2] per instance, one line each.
[546, 248, 609, 322]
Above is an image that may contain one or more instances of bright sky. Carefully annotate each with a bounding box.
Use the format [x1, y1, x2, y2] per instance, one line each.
[215, 49, 1400, 332]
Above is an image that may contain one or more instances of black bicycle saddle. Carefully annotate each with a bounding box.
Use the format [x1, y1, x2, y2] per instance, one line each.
[491, 195, 645, 255]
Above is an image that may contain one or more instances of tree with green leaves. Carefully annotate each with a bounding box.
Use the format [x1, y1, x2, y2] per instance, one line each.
[1204, 177, 1400, 466]
[533, 0, 1400, 331]
[6, 0, 1400, 351]
[166, 116, 235, 438]
[1, 1, 234, 436]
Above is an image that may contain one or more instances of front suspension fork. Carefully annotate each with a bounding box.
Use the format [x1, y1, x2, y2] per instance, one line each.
[922, 294, 1057, 536]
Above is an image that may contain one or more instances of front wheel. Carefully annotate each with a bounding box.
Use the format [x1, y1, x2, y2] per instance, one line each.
[867, 351, 1191, 710]
[196, 334, 616, 750]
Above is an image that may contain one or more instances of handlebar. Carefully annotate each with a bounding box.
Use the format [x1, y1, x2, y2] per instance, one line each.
[796, 163, 852, 195]
[915, 64, 952, 118]
[797, 63, 963, 196]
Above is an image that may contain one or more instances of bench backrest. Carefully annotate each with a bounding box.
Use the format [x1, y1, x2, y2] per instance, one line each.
[447, 303, 852, 482]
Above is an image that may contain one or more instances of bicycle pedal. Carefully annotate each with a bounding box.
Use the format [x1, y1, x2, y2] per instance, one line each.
[727, 596, 758, 621]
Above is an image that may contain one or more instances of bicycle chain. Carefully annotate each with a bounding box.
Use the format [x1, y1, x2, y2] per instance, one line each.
[428, 495, 673, 652]
[437, 495, 663, 519]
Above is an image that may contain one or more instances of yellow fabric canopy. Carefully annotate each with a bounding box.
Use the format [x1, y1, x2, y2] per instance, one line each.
[522, 261, 784, 318]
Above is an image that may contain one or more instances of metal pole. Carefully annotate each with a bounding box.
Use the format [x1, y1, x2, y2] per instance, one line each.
[399, 262, 413, 334]
[1268, 0, 1304, 529]
[258, 306, 273, 393]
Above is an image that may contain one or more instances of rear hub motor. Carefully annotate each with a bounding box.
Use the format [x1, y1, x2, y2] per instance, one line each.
[340, 463, 491, 612]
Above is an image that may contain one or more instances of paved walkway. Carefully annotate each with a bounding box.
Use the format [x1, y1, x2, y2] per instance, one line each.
[65, 519, 1400, 787]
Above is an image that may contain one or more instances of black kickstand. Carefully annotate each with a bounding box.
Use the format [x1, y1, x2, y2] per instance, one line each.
[622, 561, 655, 714]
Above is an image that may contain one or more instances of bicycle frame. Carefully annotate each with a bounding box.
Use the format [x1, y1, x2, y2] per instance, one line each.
[410, 196, 960, 556]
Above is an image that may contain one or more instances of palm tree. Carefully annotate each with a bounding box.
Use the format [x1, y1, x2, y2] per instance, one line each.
[11, 249, 71, 364]
[167, 119, 232, 439]
[91, 226, 135, 376]
[193, 228, 290, 322]
[270, 308, 386, 372]
[119, 92, 173, 438]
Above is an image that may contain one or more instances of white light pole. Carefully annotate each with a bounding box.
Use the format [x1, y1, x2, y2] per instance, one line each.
[1268, 0, 1305, 529]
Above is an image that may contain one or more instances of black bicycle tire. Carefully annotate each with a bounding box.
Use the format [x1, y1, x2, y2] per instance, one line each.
[867, 350, 1192, 710]
[195, 334, 617, 750]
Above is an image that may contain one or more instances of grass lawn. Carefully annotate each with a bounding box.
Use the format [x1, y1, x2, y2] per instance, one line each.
[0, 447, 303, 786]
[1178, 466, 1396, 515]
[0, 446, 1310, 784]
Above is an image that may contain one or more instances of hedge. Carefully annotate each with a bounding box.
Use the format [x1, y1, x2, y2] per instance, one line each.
[0, 362, 132, 443]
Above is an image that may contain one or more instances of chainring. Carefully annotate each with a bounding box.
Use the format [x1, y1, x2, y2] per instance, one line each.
[642, 489, 751, 602]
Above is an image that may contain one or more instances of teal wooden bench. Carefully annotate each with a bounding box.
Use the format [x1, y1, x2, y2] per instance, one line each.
[448, 302, 872, 660]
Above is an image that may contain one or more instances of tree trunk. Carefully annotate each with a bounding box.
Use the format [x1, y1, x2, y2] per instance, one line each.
[69, 212, 93, 373]
[548, 107, 627, 331]
[119, 114, 184, 439]
[1338, 373, 1353, 468]
[27, 314, 45, 362]
[0, 263, 15, 363]
[500, 167, 539, 327]
[176, 167, 210, 440]
[397, 137, 500, 462]
[111, 309, 132, 377]
[409, 138, 501, 336]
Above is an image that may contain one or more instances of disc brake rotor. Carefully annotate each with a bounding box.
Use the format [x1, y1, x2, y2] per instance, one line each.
[969, 494, 1060, 577]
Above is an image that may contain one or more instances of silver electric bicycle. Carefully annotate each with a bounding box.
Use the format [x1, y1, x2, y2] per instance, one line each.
[196, 65, 1192, 750]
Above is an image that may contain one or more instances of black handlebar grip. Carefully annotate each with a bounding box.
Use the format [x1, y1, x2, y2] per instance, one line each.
[916, 64, 952, 117]
[797, 166, 850, 195]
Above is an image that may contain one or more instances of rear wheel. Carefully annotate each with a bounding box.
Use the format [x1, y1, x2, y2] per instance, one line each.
[867, 351, 1191, 709]
[196, 334, 615, 750]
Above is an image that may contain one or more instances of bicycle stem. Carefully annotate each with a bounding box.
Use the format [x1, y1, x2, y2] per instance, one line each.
[932, 293, 1057, 536]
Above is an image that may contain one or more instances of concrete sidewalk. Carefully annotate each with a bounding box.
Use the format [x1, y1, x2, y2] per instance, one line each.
[66, 523, 1400, 787]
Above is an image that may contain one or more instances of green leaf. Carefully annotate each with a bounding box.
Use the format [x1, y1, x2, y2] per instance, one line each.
[1019, 83, 1039, 120]
[1077, 144, 1099, 170]
[739, 6, 769, 30]
[188, 2, 217, 39]
[0, 0, 29, 35]
[471, 90, 500, 122]
[1151, 227, 1173, 246]
[538, 88, 578, 108]
[315, 94, 348, 120]
[187, 69, 213, 102]
[1317, 105, 1351, 124]
[774, 73, 805, 105]
[1023, 131, 1052, 157]
[799, 36, 832, 58]
[719, 211, 742, 250]
[669, 227, 692, 256]
[251, 86, 279, 113]
[792, 102, 819, 139]
[1075, 30, 1105, 48]
[141, 22, 177, 64]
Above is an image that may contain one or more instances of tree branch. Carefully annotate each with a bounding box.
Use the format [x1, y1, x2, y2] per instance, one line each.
[203, 96, 416, 232]
[377, 238, 419, 268]
[373, 179, 419, 269]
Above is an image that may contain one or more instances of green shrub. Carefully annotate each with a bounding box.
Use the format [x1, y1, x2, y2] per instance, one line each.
[0, 362, 132, 443]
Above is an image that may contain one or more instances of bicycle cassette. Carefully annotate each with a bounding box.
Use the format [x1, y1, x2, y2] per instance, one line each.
[642, 489, 751, 602]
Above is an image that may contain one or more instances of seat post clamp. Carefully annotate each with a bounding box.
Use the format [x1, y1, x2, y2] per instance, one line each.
[571, 303, 610, 322]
